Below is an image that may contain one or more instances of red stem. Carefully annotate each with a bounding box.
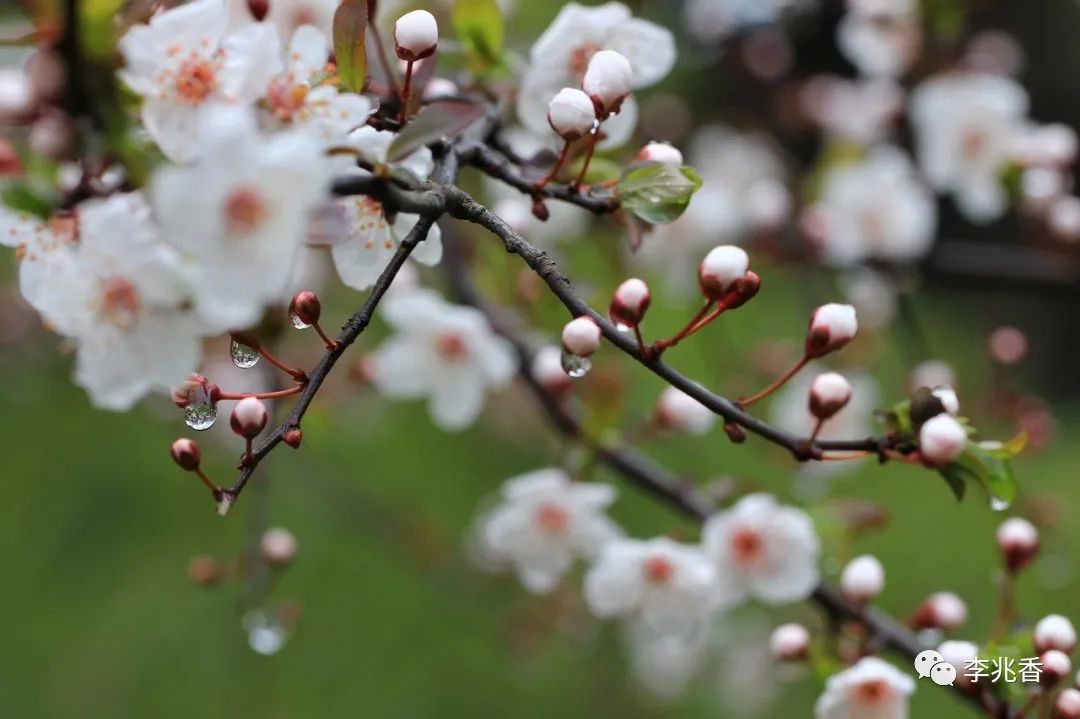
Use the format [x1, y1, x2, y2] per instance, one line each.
[216, 385, 305, 401]
[572, 134, 597, 189]
[535, 141, 571, 190]
[312, 321, 340, 351]
[194, 467, 220, 495]
[739, 355, 809, 407]
[651, 300, 715, 355]
[259, 347, 307, 382]
[398, 59, 415, 123]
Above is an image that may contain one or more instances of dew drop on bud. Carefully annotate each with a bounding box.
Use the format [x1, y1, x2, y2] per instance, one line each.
[242, 609, 289, 656]
[230, 338, 261, 369]
[289, 309, 310, 330]
[560, 349, 592, 379]
[184, 399, 218, 431]
[991, 496, 1011, 511]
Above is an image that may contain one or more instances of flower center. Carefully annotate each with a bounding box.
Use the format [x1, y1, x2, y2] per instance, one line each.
[854, 679, 891, 705]
[224, 187, 268, 236]
[174, 57, 217, 105]
[435, 332, 468, 361]
[102, 276, 141, 329]
[961, 126, 989, 160]
[643, 555, 674, 584]
[535, 503, 569, 535]
[267, 76, 310, 121]
[730, 528, 764, 563]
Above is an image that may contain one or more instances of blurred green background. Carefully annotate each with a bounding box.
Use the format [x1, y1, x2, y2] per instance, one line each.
[4, 0, 1080, 717]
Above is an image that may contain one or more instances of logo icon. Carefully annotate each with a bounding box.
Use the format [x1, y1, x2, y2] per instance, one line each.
[914, 650, 956, 686]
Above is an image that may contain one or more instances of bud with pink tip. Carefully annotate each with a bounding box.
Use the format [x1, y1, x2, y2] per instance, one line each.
[1036, 615, 1077, 654]
[532, 346, 572, 396]
[394, 10, 439, 61]
[1057, 688, 1080, 718]
[231, 396, 268, 439]
[997, 517, 1039, 572]
[171, 438, 202, 471]
[562, 316, 602, 357]
[698, 245, 750, 299]
[636, 141, 683, 166]
[806, 304, 858, 359]
[582, 50, 633, 115]
[1043, 650, 1073, 684]
[261, 527, 298, 565]
[770, 623, 811, 661]
[655, 386, 715, 436]
[918, 414, 968, 467]
[809, 372, 852, 420]
[289, 290, 321, 329]
[912, 591, 968, 631]
[548, 88, 596, 141]
[840, 554, 885, 603]
[610, 278, 651, 327]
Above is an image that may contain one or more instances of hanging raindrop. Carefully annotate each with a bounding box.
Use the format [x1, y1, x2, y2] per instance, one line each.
[183, 382, 217, 431]
[230, 338, 261, 369]
[560, 349, 592, 379]
[289, 309, 311, 330]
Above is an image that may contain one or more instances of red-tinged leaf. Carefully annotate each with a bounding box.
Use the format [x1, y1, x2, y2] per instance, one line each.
[333, 0, 368, 92]
[387, 101, 485, 162]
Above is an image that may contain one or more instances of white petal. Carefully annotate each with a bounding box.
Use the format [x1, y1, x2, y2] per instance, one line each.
[427, 368, 487, 430]
[219, 22, 284, 103]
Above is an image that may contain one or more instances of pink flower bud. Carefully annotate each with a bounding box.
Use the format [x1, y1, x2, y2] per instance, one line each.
[912, 592, 968, 631]
[532, 346, 572, 396]
[261, 527, 298, 565]
[231, 396, 268, 439]
[289, 290, 321, 328]
[996, 517, 1040, 572]
[547, 88, 596, 141]
[170, 438, 201, 471]
[636, 141, 683, 166]
[1036, 615, 1077, 654]
[247, 0, 269, 21]
[698, 245, 750, 299]
[1044, 650, 1073, 684]
[840, 554, 884, 603]
[609, 278, 650, 327]
[808, 372, 852, 420]
[394, 10, 438, 61]
[582, 50, 633, 114]
[284, 428, 303, 448]
[918, 414, 967, 467]
[1058, 688, 1080, 718]
[655, 386, 715, 436]
[770, 623, 811, 661]
[562, 316, 602, 357]
[989, 326, 1028, 365]
[806, 303, 858, 358]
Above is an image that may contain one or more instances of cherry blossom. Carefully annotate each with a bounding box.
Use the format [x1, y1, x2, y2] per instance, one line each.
[476, 468, 621, 593]
[368, 289, 516, 430]
[814, 656, 916, 719]
[703, 493, 820, 607]
[910, 72, 1030, 223]
[584, 536, 716, 635]
[837, 0, 921, 79]
[802, 76, 904, 144]
[329, 126, 442, 291]
[808, 146, 936, 267]
[228, 0, 338, 38]
[655, 386, 715, 436]
[517, 2, 675, 149]
[151, 105, 325, 330]
[623, 618, 712, 699]
[119, 0, 283, 161]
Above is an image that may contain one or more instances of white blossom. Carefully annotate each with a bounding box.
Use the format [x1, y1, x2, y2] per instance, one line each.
[802, 76, 903, 144]
[837, 0, 921, 79]
[151, 105, 325, 330]
[655, 386, 715, 436]
[368, 289, 516, 430]
[119, 0, 283, 161]
[584, 536, 716, 636]
[228, 0, 338, 38]
[910, 73, 1029, 222]
[477, 468, 621, 593]
[517, 2, 675, 149]
[624, 618, 712, 699]
[814, 656, 916, 719]
[329, 126, 442, 291]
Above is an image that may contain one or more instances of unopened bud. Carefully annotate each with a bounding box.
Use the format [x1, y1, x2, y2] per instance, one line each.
[247, 0, 269, 21]
[918, 414, 967, 467]
[699, 245, 750, 300]
[170, 438, 201, 471]
[230, 396, 268, 439]
[989, 325, 1027, 365]
[284, 428, 303, 448]
[289, 290, 321, 328]
[939, 641, 979, 676]
[1036, 615, 1077, 654]
[532, 346, 572, 395]
[1043, 650, 1073, 684]
[394, 10, 438, 62]
[996, 517, 1040, 572]
[610, 278, 650, 327]
[770, 623, 811, 661]
[806, 304, 858, 359]
[809, 372, 852, 420]
[1057, 688, 1080, 718]
[261, 527, 298, 565]
[548, 88, 596, 141]
[723, 421, 746, 443]
[931, 386, 960, 416]
[840, 554, 885, 603]
[636, 141, 683, 166]
[582, 49, 632, 115]
[655, 386, 715, 436]
[562, 316, 602, 357]
[187, 555, 221, 586]
[723, 271, 761, 309]
[912, 592, 968, 631]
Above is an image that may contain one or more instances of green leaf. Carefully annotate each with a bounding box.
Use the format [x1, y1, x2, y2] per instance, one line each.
[1, 183, 55, 219]
[938, 440, 1020, 510]
[386, 100, 485, 162]
[453, 0, 504, 73]
[333, 0, 368, 93]
[616, 165, 703, 225]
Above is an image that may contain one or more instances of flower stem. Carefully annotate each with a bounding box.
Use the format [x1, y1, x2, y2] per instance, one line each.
[739, 355, 809, 407]
[398, 59, 415, 123]
[572, 133, 598, 189]
[535, 141, 572, 190]
[217, 385, 305, 401]
[312, 321, 340, 351]
[259, 347, 307, 382]
[651, 300, 715, 355]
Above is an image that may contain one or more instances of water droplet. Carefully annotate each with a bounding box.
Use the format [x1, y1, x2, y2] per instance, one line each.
[230, 339, 261, 369]
[242, 610, 289, 656]
[289, 309, 311, 330]
[560, 349, 591, 379]
[990, 496, 1011, 511]
[184, 393, 218, 431]
[614, 322, 632, 333]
